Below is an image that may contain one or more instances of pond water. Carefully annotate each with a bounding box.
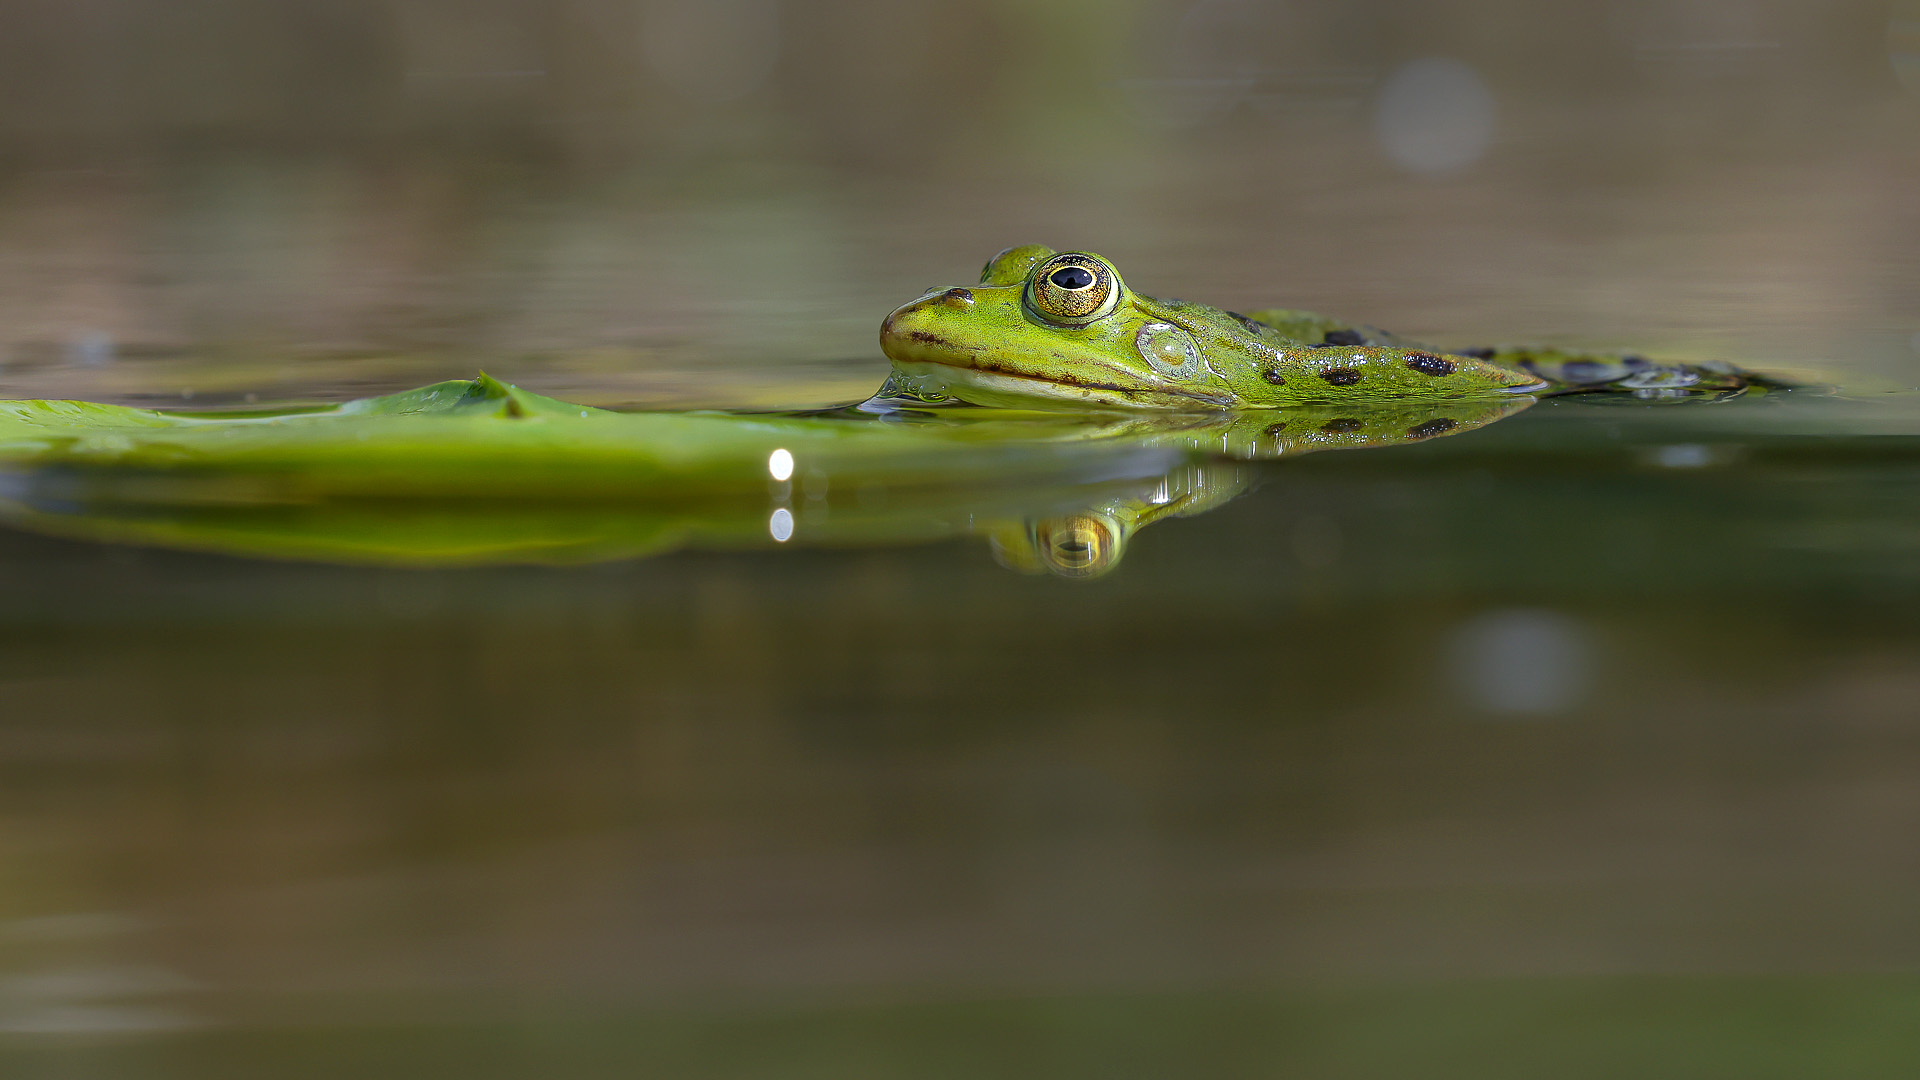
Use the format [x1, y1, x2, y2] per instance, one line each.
[3, 1, 1920, 1077]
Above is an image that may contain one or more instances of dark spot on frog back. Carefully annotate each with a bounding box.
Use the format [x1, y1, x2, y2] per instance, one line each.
[1261, 368, 1286, 386]
[1406, 417, 1457, 438]
[1321, 417, 1365, 433]
[1228, 311, 1275, 337]
[1321, 328, 1367, 346]
[1405, 352, 1456, 377]
[1320, 368, 1362, 387]
[1560, 360, 1615, 384]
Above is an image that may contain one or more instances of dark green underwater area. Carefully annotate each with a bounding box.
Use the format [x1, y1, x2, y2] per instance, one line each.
[3, 387, 1920, 1077]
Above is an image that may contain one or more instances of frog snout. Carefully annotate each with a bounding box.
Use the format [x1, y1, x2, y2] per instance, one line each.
[882, 288, 971, 337]
[892, 288, 972, 316]
[878, 282, 1001, 366]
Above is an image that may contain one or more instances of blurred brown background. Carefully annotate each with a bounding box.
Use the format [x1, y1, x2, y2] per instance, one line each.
[0, 0, 1913, 406]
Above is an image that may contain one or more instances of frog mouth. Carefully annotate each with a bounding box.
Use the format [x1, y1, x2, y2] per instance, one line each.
[881, 324, 1231, 406]
[888, 356, 1236, 410]
[880, 292, 1236, 408]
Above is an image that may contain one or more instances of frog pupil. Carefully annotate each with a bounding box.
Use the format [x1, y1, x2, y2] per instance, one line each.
[1050, 266, 1094, 290]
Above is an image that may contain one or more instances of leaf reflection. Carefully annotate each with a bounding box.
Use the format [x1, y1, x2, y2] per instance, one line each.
[0, 379, 1530, 579]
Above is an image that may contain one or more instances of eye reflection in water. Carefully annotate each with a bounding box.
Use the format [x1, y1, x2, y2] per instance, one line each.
[1038, 515, 1116, 578]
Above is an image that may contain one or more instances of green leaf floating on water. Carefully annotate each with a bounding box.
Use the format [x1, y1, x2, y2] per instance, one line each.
[0, 375, 918, 498]
[0, 375, 1530, 571]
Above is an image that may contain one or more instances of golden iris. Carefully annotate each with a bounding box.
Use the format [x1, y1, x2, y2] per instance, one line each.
[1036, 514, 1118, 578]
[1027, 253, 1120, 323]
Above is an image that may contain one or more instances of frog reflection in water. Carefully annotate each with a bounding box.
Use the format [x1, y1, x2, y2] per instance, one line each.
[0, 247, 1768, 578]
[965, 395, 1531, 579]
[879, 245, 1756, 410]
[991, 462, 1246, 581]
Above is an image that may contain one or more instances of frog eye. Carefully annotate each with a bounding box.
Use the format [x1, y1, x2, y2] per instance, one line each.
[1051, 266, 1094, 290]
[1026, 253, 1122, 324]
[1034, 514, 1123, 579]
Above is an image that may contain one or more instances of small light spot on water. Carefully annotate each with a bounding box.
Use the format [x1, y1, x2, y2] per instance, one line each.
[1653, 443, 1712, 468]
[768, 507, 794, 542]
[67, 332, 113, 367]
[768, 447, 794, 481]
[1373, 58, 1497, 175]
[1448, 608, 1593, 717]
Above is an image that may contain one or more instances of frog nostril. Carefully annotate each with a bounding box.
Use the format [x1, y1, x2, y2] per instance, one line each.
[941, 287, 974, 306]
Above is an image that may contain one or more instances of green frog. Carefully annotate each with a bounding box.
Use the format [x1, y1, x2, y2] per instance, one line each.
[878, 245, 1756, 410]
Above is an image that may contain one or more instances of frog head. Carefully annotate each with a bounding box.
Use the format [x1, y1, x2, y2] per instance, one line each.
[879, 246, 1543, 410]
